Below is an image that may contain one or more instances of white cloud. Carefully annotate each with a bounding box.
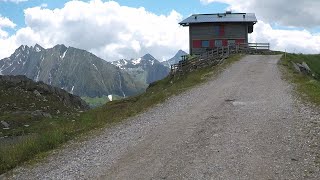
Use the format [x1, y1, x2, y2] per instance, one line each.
[0, 15, 16, 38]
[0, 16, 16, 29]
[249, 21, 320, 54]
[201, 0, 320, 54]
[0, 0, 28, 3]
[200, 0, 320, 28]
[0, 0, 188, 61]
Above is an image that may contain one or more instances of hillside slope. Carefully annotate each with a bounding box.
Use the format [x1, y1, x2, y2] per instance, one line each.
[0, 75, 89, 135]
[6, 55, 320, 179]
[0, 44, 144, 98]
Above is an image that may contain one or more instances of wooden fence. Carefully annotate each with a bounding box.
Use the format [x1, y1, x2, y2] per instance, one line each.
[170, 43, 270, 75]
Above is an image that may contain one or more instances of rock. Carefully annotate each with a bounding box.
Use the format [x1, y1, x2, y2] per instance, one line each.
[1, 121, 10, 128]
[292, 62, 301, 73]
[292, 62, 311, 75]
[33, 90, 42, 97]
[0, 75, 90, 110]
[32, 110, 52, 118]
[302, 62, 311, 72]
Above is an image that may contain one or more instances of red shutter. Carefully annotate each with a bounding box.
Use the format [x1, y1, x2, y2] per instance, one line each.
[219, 25, 225, 36]
[222, 40, 228, 46]
[210, 40, 215, 48]
[193, 40, 201, 48]
[236, 39, 245, 45]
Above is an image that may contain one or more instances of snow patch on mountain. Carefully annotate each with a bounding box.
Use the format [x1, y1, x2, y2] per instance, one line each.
[92, 63, 99, 71]
[132, 58, 141, 65]
[70, 86, 75, 94]
[35, 69, 40, 82]
[60, 49, 68, 59]
[112, 59, 128, 70]
[35, 47, 41, 52]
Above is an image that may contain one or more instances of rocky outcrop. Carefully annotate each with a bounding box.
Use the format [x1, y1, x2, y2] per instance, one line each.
[0, 75, 89, 110]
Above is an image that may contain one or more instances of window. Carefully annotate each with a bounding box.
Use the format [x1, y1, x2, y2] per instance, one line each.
[228, 40, 236, 46]
[201, 40, 210, 48]
[215, 40, 222, 47]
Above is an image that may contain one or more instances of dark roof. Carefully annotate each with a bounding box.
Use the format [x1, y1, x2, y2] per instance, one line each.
[179, 13, 257, 26]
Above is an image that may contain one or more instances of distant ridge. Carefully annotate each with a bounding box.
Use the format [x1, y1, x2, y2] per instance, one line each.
[162, 50, 188, 68]
[112, 53, 170, 86]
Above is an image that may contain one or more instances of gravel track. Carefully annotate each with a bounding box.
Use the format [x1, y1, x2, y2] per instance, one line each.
[4, 55, 320, 179]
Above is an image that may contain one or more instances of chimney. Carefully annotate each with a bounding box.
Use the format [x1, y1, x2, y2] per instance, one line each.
[226, 11, 232, 14]
[243, 14, 246, 19]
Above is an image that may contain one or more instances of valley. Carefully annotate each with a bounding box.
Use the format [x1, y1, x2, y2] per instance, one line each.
[0, 44, 186, 107]
[0, 44, 188, 174]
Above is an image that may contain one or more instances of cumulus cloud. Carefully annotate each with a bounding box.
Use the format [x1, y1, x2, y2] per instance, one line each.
[201, 0, 320, 54]
[0, 0, 188, 61]
[249, 21, 320, 53]
[0, 0, 28, 3]
[200, 0, 320, 28]
[0, 15, 16, 38]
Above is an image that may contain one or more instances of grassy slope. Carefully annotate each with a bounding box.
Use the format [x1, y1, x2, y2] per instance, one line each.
[0, 54, 243, 174]
[280, 53, 320, 104]
[81, 95, 123, 108]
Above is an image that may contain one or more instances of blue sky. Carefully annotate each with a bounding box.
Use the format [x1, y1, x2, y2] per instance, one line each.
[0, 0, 319, 61]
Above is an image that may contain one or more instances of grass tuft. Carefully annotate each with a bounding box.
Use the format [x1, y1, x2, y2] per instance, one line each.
[280, 53, 320, 105]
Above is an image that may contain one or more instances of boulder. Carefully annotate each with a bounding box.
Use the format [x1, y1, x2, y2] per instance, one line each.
[1, 121, 9, 128]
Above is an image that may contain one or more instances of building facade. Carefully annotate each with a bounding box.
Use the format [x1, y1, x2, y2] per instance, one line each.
[179, 12, 257, 55]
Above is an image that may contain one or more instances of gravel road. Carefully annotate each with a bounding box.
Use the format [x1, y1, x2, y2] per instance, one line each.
[4, 55, 320, 179]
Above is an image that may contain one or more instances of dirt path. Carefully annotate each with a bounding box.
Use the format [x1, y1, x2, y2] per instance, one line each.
[6, 55, 320, 179]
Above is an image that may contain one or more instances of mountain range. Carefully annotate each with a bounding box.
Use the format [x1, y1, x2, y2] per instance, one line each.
[0, 44, 187, 98]
[112, 53, 170, 86]
[0, 44, 143, 98]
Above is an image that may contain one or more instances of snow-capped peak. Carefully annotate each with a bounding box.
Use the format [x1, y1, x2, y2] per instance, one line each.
[112, 59, 129, 70]
[33, 44, 44, 52]
[132, 58, 142, 65]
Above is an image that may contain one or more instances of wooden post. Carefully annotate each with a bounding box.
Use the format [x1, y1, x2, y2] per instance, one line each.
[285, 49, 287, 60]
[222, 46, 224, 56]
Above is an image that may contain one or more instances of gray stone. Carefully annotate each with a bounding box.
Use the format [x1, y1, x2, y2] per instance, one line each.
[302, 62, 311, 73]
[292, 62, 301, 73]
[31, 110, 52, 118]
[1, 120, 9, 128]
